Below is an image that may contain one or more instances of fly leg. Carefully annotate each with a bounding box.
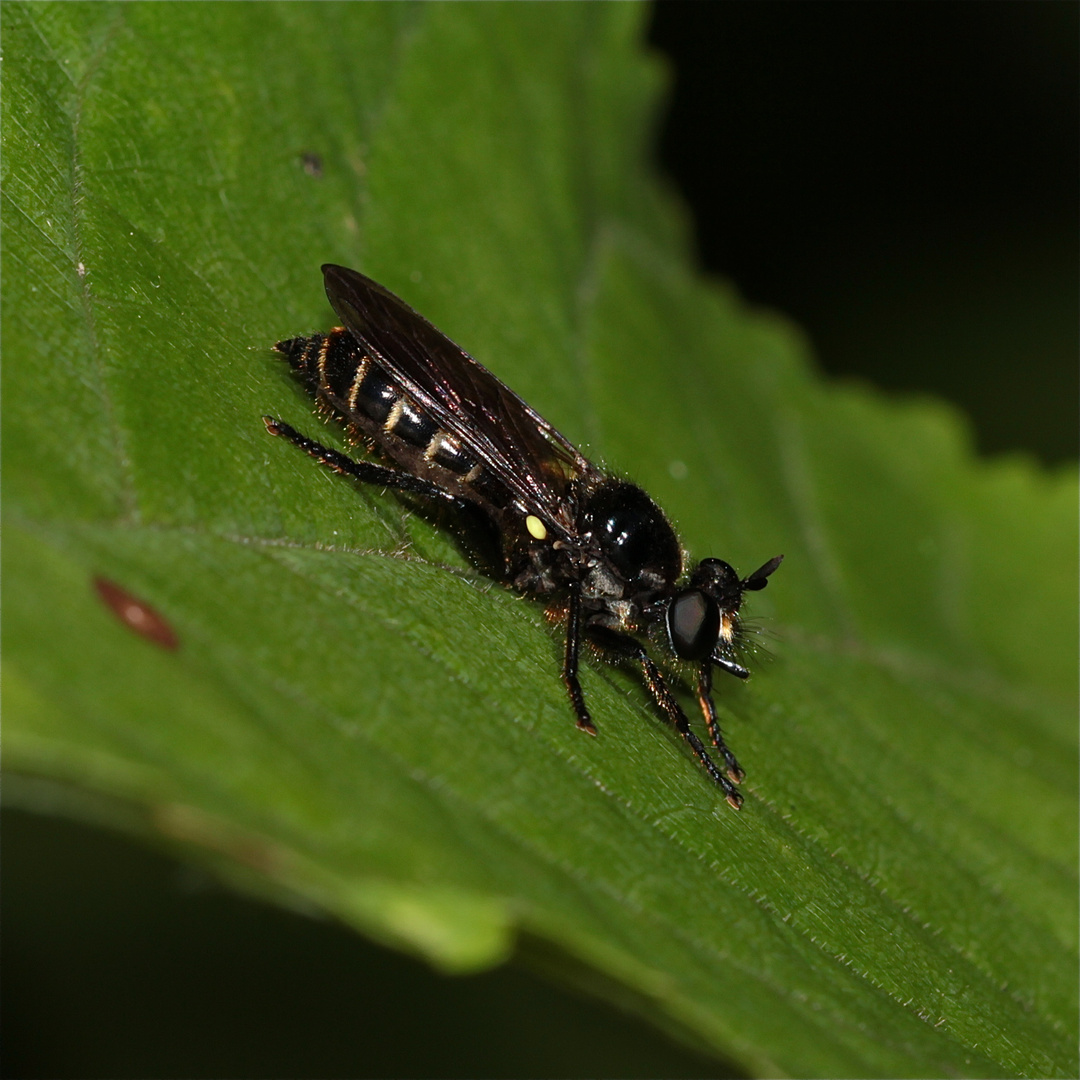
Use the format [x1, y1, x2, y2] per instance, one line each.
[561, 580, 597, 735]
[263, 416, 456, 503]
[696, 663, 745, 785]
[586, 625, 743, 809]
[266, 414, 509, 578]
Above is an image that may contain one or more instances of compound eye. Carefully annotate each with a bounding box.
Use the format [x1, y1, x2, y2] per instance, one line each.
[667, 589, 720, 661]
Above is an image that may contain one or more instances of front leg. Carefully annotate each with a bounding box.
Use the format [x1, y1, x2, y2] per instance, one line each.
[585, 625, 743, 810]
[560, 579, 597, 735]
[696, 663, 745, 785]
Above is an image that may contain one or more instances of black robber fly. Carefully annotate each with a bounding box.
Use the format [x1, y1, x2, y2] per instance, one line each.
[264, 265, 782, 809]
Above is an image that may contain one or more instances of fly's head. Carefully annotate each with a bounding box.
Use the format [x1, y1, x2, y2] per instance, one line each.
[665, 554, 784, 674]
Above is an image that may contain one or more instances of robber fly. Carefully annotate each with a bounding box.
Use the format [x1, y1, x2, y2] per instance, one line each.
[263, 265, 782, 809]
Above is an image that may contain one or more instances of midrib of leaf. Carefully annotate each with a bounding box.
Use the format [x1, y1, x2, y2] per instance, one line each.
[60, 7, 141, 526]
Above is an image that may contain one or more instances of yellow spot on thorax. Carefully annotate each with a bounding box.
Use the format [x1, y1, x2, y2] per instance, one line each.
[526, 515, 548, 541]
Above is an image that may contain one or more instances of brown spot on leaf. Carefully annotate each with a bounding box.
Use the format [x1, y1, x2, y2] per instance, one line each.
[94, 577, 179, 650]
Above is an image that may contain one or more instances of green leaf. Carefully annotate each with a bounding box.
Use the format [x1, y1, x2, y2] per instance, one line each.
[4, 3, 1076, 1076]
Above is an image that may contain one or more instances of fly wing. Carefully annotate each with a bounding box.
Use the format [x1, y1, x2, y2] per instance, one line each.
[322, 264, 589, 536]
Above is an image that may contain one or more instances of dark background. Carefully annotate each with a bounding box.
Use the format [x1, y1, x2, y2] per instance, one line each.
[5, 5, 1077, 1079]
[652, 1, 1078, 465]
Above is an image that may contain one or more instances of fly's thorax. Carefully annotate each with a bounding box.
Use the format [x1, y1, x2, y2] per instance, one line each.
[579, 478, 682, 595]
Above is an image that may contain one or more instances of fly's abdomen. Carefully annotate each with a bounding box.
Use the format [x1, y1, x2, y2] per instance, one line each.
[276, 329, 387, 415]
[275, 329, 505, 508]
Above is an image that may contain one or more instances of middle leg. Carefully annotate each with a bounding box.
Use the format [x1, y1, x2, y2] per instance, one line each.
[585, 625, 743, 809]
